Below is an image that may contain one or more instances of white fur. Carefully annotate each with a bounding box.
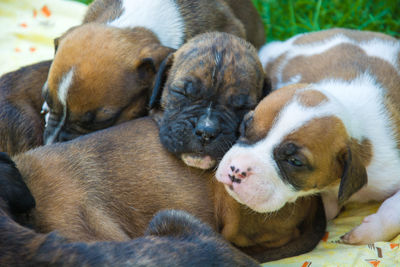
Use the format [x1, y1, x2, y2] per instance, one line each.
[57, 68, 74, 106]
[258, 31, 400, 88]
[217, 73, 400, 214]
[108, 0, 185, 49]
[44, 68, 74, 145]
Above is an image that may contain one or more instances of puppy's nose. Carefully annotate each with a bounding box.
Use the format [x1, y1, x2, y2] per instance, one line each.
[228, 165, 251, 183]
[195, 115, 220, 144]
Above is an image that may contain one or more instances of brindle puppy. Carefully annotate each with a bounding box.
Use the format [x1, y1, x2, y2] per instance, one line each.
[150, 32, 270, 169]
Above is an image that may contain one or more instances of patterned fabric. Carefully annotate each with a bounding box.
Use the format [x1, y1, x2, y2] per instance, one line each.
[263, 202, 400, 266]
[0, 1, 399, 266]
[0, 0, 86, 75]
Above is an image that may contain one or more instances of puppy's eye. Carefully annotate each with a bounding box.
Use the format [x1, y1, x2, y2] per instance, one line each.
[287, 156, 304, 167]
[170, 86, 186, 97]
[184, 81, 198, 97]
[82, 111, 95, 122]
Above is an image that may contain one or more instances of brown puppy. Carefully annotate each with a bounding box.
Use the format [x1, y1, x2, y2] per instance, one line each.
[0, 61, 50, 155]
[149, 32, 269, 170]
[43, 0, 265, 144]
[3, 117, 325, 263]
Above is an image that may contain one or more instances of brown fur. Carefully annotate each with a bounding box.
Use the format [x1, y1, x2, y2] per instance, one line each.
[0, 61, 50, 155]
[47, 25, 170, 133]
[44, 0, 265, 143]
[264, 28, 400, 151]
[13, 117, 324, 262]
[297, 89, 329, 107]
[243, 84, 308, 144]
[282, 117, 371, 202]
[293, 28, 395, 45]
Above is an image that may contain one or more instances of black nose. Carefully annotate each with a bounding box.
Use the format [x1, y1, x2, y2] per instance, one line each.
[195, 114, 220, 144]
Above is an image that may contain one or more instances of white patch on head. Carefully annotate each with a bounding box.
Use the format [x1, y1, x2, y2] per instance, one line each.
[44, 68, 74, 145]
[108, 0, 185, 49]
[58, 68, 74, 106]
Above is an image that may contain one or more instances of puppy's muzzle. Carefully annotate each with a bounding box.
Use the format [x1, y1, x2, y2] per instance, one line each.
[195, 114, 221, 144]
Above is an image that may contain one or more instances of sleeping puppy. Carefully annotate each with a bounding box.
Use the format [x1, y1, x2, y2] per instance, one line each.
[149, 32, 269, 170]
[43, 0, 265, 144]
[0, 201, 258, 267]
[217, 28, 400, 245]
[0, 61, 50, 155]
[1, 117, 326, 263]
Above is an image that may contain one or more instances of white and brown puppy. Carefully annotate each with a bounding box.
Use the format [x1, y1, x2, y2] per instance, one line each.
[43, 0, 265, 144]
[217, 28, 400, 245]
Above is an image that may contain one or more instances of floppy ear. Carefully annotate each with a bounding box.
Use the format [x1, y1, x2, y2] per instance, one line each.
[136, 46, 175, 82]
[136, 57, 157, 81]
[149, 53, 175, 110]
[337, 145, 368, 205]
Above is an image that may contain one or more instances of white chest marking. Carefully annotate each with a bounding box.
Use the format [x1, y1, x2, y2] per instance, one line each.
[108, 0, 185, 49]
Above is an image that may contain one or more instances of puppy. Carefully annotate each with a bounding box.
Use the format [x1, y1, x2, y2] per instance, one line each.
[0, 61, 50, 155]
[2, 117, 326, 263]
[43, 0, 265, 144]
[149, 32, 269, 169]
[0, 202, 258, 267]
[217, 28, 400, 245]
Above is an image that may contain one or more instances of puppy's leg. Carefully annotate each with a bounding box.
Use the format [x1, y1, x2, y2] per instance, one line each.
[341, 190, 400, 244]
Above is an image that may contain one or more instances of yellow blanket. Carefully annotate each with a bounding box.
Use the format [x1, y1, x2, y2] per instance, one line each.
[0, 0, 86, 75]
[0, 1, 399, 266]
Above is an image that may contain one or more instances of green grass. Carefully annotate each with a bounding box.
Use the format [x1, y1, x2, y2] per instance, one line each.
[70, 0, 399, 42]
[252, 0, 400, 41]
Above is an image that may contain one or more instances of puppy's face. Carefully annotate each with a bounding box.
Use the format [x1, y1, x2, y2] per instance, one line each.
[150, 32, 268, 169]
[43, 24, 173, 144]
[216, 84, 369, 212]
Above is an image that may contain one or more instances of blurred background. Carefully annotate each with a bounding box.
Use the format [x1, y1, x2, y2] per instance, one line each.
[0, 0, 398, 75]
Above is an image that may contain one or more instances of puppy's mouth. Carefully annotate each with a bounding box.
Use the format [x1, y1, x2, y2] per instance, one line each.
[181, 153, 216, 170]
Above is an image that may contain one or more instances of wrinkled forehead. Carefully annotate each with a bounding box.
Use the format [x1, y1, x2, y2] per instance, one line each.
[170, 34, 264, 99]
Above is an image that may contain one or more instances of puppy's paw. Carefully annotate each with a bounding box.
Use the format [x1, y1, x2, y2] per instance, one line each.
[341, 214, 383, 245]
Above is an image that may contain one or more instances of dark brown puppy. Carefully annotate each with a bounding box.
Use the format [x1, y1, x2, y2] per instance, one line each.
[43, 0, 265, 144]
[3, 117, 325, 263]
[150, 32, 269, 170]
[0, 61, 50, 155]
[0, 202, 258, 267]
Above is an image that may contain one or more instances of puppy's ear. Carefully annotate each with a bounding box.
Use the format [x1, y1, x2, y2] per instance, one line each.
[261, 76, 272, 98]
[136, 47, 175, 82]
[149, 53, 175, 110]
[337, 144, 368, 205]
[136, 58, 157, 81]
